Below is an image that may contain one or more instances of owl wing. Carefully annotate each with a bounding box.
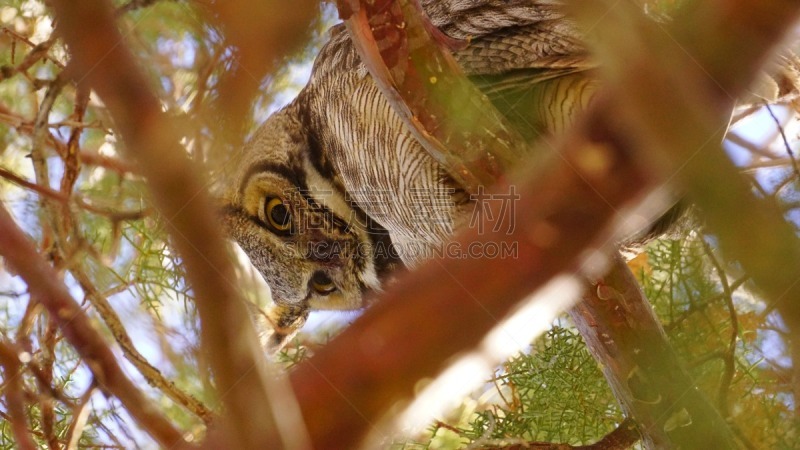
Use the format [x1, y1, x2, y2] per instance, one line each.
[447, 11, 597, 136]
[422, 0, 567, 40]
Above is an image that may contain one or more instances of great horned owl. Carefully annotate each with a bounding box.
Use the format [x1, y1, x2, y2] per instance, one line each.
[221, 0, 598, 345]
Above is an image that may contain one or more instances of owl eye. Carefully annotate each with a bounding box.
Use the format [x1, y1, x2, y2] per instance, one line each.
[263, 197, 291, 232]
[310, 271, 337, 295]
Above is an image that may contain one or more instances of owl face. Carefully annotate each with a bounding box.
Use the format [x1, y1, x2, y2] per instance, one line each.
[221, 106, 382, 319]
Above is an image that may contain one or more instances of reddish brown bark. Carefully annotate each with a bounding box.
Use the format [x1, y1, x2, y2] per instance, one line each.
[288, 97, 661, 449]
[571, 256, 738, 449]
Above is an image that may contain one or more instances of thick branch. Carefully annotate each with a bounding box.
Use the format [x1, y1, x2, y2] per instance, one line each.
[570, 256, 739, 449]
[340, 2, 714, 448]
[0, 205, 186, 448]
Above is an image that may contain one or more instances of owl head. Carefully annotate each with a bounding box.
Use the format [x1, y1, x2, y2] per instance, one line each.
[220, 103, 393, 344]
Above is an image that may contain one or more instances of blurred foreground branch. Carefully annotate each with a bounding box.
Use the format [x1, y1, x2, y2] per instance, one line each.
[290, 58, 660, 450]
[573, 0, 800, 363]
[202, 0, 319, 144]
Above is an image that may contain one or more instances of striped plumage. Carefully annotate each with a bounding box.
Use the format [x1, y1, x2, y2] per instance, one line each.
[221, 1, 604, 345]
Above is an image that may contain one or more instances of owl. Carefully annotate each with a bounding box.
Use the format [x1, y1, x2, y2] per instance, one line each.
[220, 1, 605, 346]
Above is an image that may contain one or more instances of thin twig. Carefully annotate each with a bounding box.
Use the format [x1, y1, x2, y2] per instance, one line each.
[665, 275, 749, 332]
[0, 102, 136, 174]
[71, 266, 214, 424]
[65, 381, 97, 450]
[0, 340, 37, 450]
[0, 28, 64, 68]
[701, 241, 739, 418]
[29, 73, 72, 259]
[0, 166, 151, 221]
[13, 297, 40, 347]
[38, 317, 60, 450]
[730, 104, 762, 125]
[725, 132, 779, 159]
[740, 157, 798, 172]
[764, 104, 800, 180]
[115, 0, 162, 16]
[433, 420, 464, 435]
[0, 38, 56, 82]
[62, 82, 91, 195]
[23, 355, 76, 407]
[48, 119, 105, 129]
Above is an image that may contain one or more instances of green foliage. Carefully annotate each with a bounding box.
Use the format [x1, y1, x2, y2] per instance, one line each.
[402, 229, 798, 449]
[644, 235, 799, 448]
[467, 326, 622, 445]
[398, 325, 622, 449]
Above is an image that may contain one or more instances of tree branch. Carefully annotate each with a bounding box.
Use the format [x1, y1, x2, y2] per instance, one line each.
[70, 267, 213, 424]
[290, 87, 661, 449]
[37, 317, 60, 450]
[701, 240, 739, 417]
[0, 166, 150, 221]
[0, 205, 187, 448]
[570, 255, 739, 449]
[64, 382, 97, 450]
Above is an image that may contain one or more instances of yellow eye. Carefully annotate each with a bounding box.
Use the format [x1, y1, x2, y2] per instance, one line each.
[264, 197, 291, 232]
[310, 271, 337, 295]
